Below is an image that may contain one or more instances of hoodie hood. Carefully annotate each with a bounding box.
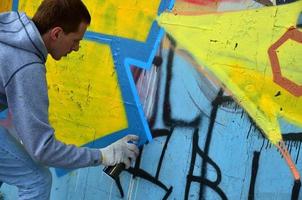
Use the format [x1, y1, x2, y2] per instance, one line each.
[0, 12, 47, 63]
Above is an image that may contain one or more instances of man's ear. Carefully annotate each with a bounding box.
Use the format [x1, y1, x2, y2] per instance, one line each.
[50, 27, 64, 41]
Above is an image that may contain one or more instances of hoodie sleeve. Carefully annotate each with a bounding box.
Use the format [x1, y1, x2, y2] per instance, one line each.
[5, 63, 102, 168]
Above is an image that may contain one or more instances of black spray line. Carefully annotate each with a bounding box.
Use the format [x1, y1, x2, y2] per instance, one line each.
[160, 33, 302, 199]
[240, 101, 302, 148]
[283, 133, 302, 141]
[247, 123, 254, 139]
[120, 36, 175, 197]
[120, 130, 173, 198]
[127, 128, 174, 199]
[116, 36, 175, 199]
[253, 0, 273, 6]
[292, 180, 301, 200]
[199, 89, 224, 199]
[265, 131, 302, 163]
[184, 128, 198, 200]
[116, 144, 173, 199]
[164, 35, 225, 199]
[262, 131, 302, 161]
[126, 167, 173, 199]
[196, 142, 222, 185]
[163, 37, 202, 127]
[241, 107, 266, 140]
[162, 38, 174, 127]
[123, 34, 224, 199]
[215, 96, 235, 106]
[148, 40, 165, 129]
[226, 102, 266, 147]
[133, 147, 144, 176]
[221, 95, 302, 199]
[248, 151, 260, 200]
[151, 128, 171, 138]
[162, 33, 203, 127]
[185, 128, 227, 200]
[276, 0, 297, 5]
[164, 32, 301, 199]
[187, 175, 228, 200]
[152, 128, 174, 179]
[225, 97, 302, 198]
[260, 137, 266, 152]
[114, 178, 124, 198]
[295, 142, 301, 164]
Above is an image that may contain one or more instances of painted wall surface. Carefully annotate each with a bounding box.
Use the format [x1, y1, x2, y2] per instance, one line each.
[16, 0, 164, 150]
[0, 0, 12, 12]
[1, 0, 302, 200]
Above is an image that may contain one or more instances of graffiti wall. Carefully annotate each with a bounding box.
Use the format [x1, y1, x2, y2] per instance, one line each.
[1, 0, 302, 199]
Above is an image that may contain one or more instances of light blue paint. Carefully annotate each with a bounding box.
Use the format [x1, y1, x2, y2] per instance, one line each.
[279, 117, 302, 133]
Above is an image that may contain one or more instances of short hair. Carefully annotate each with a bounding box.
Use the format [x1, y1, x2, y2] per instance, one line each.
[32, 0, 91, 35]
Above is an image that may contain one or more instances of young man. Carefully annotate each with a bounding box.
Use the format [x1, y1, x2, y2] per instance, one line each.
[0, 0, 139, 199]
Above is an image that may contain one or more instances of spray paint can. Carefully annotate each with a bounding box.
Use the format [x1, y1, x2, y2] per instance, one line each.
[103, 163, 126, 180]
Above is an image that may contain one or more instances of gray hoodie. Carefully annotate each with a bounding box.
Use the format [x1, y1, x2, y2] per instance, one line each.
[0, 11, 102, 168]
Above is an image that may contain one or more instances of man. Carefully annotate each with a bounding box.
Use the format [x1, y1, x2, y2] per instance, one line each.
[0, 0, 139, 199]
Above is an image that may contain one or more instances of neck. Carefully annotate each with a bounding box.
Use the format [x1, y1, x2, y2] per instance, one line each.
[41, 33, 51, 55]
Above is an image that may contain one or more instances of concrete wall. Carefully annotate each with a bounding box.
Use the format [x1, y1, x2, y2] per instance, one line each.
[1, 0, 302, 199]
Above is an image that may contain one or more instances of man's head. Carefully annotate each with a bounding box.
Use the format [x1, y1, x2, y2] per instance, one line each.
[32, 0, 91, 60]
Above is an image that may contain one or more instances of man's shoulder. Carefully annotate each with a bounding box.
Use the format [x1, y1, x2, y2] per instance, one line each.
[0, 43, 45, 86]
[0, 42, 43, 68]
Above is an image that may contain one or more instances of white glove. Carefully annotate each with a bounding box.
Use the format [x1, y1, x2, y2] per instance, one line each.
[100, 134, 139, 169]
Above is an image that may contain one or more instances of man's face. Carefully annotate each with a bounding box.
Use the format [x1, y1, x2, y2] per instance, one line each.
[50, 22, 88, 60]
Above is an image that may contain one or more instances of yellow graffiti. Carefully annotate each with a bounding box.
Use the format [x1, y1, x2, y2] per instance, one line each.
[47, 41, 128, 146]
[19, 0, 161, 41]
[0, 0, 12, 12]
[158, 1, 302, 144]
[278, 39, 302, 85]
[15, 0, 162, 146]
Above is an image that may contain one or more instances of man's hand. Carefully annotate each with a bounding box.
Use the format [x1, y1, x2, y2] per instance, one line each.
[100, 135, 139, 169]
